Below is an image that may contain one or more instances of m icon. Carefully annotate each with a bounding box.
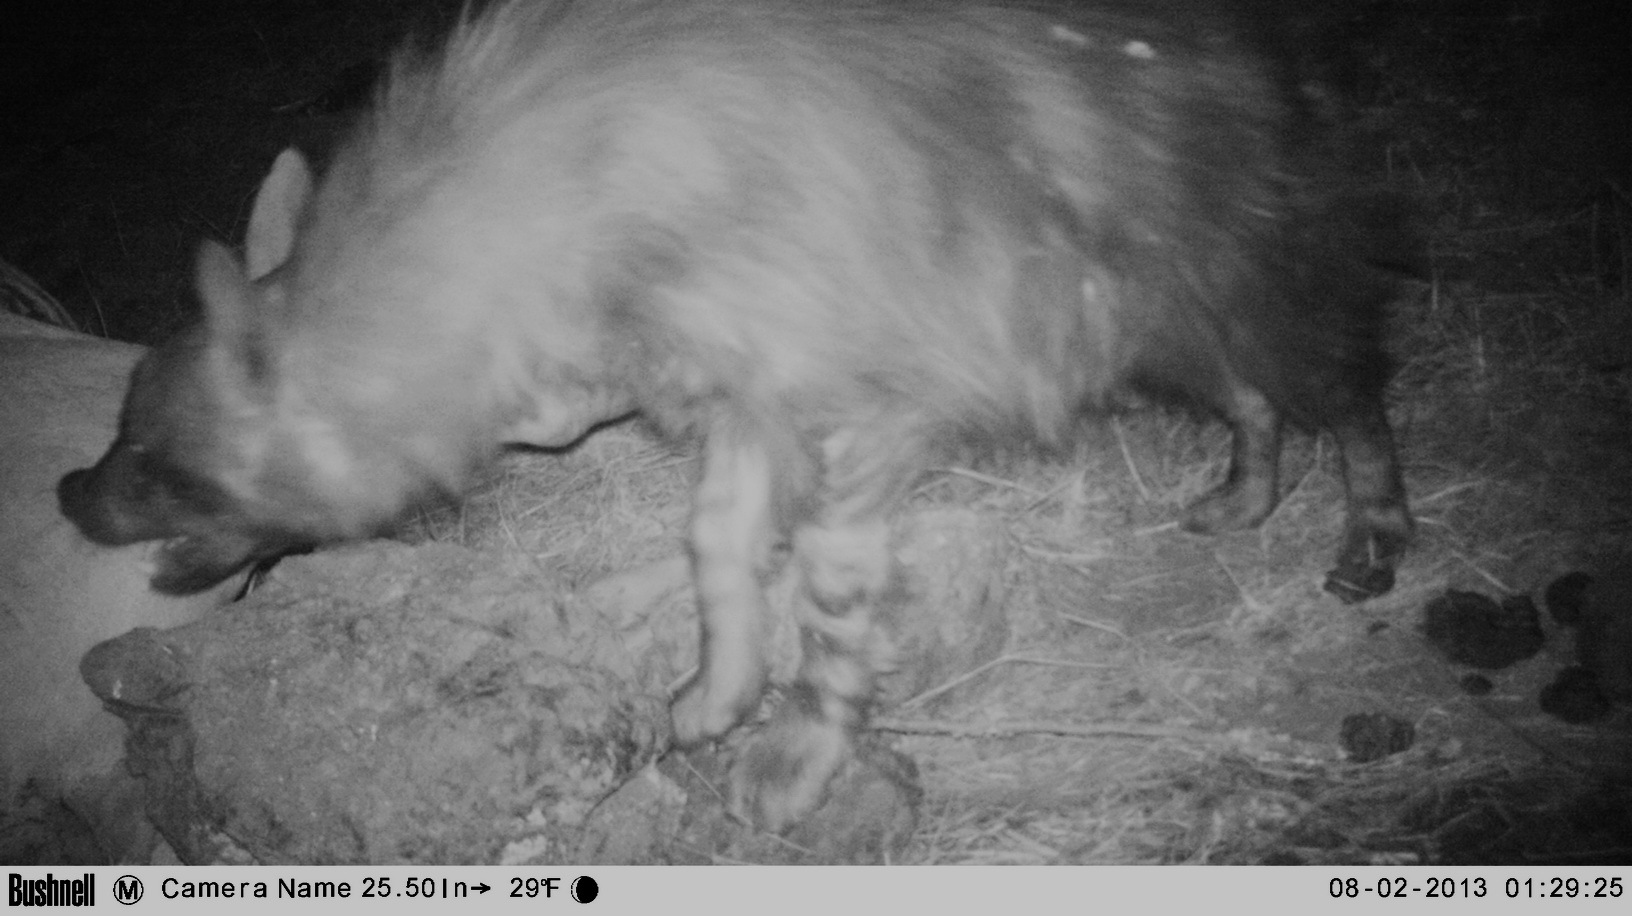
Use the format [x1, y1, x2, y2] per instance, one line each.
[113, 875, 143, 905]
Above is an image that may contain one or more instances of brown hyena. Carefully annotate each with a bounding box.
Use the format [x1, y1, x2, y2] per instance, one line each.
[58, 0, 1414, 830]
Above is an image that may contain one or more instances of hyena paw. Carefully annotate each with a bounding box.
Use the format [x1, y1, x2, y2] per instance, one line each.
[1180, 479, 1275, 535]
[670, 678, 760, 747]
[729, 711, 853, 833]
[1324, 506, 1412, 603]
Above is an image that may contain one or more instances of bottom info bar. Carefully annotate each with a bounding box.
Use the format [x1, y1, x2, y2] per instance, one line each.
[4, 866, 1626, 914]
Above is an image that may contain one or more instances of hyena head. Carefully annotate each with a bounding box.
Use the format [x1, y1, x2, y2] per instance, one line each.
[56, 314, 289, 594]
[58, 246, 352, 595]
[58, 151, 474, 595]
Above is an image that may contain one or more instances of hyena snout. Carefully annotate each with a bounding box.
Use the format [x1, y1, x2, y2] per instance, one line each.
[58, 447, 288, 596]
[58, 447, 174, 548]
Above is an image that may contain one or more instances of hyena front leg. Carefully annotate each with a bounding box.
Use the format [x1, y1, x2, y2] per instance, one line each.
[730, 477, 898, 831]
[1324, 406, 1412, 603]
[670, 425, 777, 746]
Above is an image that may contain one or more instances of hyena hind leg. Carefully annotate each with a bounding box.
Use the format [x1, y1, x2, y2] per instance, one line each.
[1324, 408, 1412, 603]
[730, 514, 895, 832]
[670, 428, 779, 746]
[1181, 379, 1284, 535]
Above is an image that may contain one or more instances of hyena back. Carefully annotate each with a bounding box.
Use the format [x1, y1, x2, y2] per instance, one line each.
[58, 0, 1413, 830]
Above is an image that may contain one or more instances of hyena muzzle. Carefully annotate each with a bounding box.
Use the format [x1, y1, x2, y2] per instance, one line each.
[58, 0, 1414, 830]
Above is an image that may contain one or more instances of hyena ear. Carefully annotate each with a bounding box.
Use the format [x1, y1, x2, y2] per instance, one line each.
[244, 148, 314, 281]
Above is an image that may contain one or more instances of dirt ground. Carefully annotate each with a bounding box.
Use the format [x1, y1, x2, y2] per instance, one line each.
[2, 0, 1628, 864]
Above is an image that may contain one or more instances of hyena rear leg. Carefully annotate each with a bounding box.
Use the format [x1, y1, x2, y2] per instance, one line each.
[1181, 377, 1283, 535]
[1324, 406, 1412, 603]
[670, 425, 778, 746]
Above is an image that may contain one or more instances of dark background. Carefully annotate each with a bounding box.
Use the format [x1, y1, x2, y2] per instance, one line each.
[1, 0, 1627, 343]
